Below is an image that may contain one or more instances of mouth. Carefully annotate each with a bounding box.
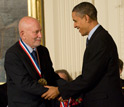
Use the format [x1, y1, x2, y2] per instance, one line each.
[36, 38, 41, 41]
[77, 27, 80, 32]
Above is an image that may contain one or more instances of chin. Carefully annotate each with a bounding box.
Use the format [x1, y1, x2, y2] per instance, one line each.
[37, 44, 41, 47]
[81, 33, 87, 36]
[35, 44, 41, 48]
[80, 32, 84, 36]
[81, 34, 85, 36]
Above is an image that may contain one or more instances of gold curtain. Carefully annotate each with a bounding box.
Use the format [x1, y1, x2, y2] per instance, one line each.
[27, 0, 45, 45]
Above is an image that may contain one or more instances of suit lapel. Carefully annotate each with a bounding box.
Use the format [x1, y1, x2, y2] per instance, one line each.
[83, 26, 104, 63]
[88, 25, 104, 46]
[16, 42, 40, 79]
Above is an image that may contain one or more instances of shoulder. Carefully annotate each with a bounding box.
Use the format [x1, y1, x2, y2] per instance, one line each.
[93, 25, 115, 47]
[6, 41, 20, 54]
[5, 41, 25, 59]
[37, 45, 47, 50]
[37, 45, 49, 53]
[37, 45, 48, 51]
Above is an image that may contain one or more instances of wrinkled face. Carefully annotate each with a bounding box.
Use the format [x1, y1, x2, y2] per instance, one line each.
[72, 12, 89, 36]
[21, 20, 42, 48]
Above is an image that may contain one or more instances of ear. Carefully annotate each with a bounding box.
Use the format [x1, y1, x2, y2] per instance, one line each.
[20, 31, 25, 39]
[85, 15, 91, 23]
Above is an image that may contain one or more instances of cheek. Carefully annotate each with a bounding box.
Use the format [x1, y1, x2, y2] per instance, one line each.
[79, 21, 84, 29]
[80, 25, 85, 31]
[80, 22, 87, 30]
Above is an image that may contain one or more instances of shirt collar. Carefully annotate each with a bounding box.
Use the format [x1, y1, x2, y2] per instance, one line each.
[88, 24, 100, 40]
[22, 41, 36, 53]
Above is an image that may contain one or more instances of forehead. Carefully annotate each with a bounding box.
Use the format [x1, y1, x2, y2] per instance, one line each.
[72, 12, 82, 21]
[26, 21, 41, 31]
[72, 12, 77, 18]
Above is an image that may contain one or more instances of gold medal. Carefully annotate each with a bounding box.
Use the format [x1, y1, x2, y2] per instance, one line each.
[38, 78, 47, 86]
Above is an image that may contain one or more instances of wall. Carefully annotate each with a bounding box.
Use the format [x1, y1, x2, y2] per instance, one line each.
[0, 0, 28, 82]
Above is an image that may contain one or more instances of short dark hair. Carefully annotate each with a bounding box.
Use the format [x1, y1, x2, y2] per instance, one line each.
[72, 2, 97, 20]
[119, 59, 123, 71]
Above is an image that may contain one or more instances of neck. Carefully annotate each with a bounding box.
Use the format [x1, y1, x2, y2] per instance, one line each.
[88, 21, 98, 34]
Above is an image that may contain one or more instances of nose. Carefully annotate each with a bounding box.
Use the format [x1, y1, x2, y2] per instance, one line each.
[38, 31, 42, 38]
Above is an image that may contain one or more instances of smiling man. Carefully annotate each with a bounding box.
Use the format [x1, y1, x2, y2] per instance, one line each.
[41, 2, 124, 107]
[4, 16, 62, 107]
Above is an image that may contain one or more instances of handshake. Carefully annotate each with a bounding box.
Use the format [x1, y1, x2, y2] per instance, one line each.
[41, 86, 64, 101]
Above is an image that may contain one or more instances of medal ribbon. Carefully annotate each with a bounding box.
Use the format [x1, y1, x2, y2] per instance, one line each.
[60, 99, 71, 107]
[19, 39, 42, 77]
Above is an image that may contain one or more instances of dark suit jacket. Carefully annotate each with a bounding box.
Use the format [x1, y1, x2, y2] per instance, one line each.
[4, 42, 61, 107]
[58, 26, 124, 107]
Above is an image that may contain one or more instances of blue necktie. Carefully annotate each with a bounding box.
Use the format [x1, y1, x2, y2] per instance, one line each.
[31, 51, 38, 64]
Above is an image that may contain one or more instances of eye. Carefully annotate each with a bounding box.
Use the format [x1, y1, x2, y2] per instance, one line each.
[35, 30, 39, 34]
[33, 29, 42, 34]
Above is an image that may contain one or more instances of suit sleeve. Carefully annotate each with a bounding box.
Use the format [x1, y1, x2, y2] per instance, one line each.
[4, 51, 48, 95]
[58, 39, 110, 99]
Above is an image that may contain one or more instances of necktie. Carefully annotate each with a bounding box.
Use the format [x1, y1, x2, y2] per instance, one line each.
[86, 37, 89, 47]
[31, 51, 38, 64]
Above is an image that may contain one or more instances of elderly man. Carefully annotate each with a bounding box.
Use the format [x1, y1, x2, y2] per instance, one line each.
[4, 16, 62, 107]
